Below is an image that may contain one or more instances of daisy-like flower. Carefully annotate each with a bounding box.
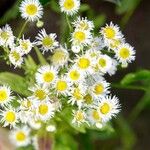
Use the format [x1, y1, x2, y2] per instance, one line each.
[29, 84, 49, 102]
[19, 0, 43, 22]
[59, 0, 80, 15]
[68, 86, 85, 107]
[97, 95, 120, 122]
[115, 43, 135, 66]
[71, 29, 92, 46]
[9, 47, 24, 68]
[0, 85, 13, 106]
[72, 17, 94, 31]
[10, 126, 30, 147]
[107, 59, 118, 76]
[71, 44, 83, 53]
[67, 66, 84, 83]
[75, 55, 92, 71]
[72, 109, 87, 126]
[35, 65, 58, 86]
[19, 98, 33, 111]
[0, 24, 14, 47]
[83, 93, 94, 106]
[36, 29, 59, 53]
[36, 101, 54, 121]
[100, 22, 123, 42]
[90, 79, 110, 98]
[55, 77, 71, 95]
[97, 54, 113, 73]
[51, 46, 69, 67]
[0, 107, 19, 128]
[87, 109, 102, 126]
[19, 36, 33, 54]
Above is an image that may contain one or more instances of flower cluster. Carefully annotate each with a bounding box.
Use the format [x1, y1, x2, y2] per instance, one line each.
[0, 0, 136, 148]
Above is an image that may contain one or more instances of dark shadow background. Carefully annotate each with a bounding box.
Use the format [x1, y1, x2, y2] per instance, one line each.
[0, 0, 150, 149]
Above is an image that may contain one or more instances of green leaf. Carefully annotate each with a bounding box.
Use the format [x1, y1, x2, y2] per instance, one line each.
[104, 0, 121, 6]
[0, 72, 31, 96]
[94, 14, 106, 29]
[116, 0, 141, 14]
[39, 0, 50, 5]
[121, 70, 150, 85]
[49, 0, 60, 13]
[80, 4, 90, 12]
[34, 46, 48, 65]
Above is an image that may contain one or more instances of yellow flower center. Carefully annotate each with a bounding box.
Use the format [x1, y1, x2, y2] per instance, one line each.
[0, 90, 8, 102]
[74, 31, 86, 42]
[0, 31, 9, 40]
[42, 37, 53, 47]
[43, 72, 54, 82]
[119, 48, 130, 59]
[64, 0, 75, 10]
[5, 111, 16, 123]
[69, 70, 80, 81]
[80, 22, 89, 30]
[100, 103, 110, 114]
[94, 84, 104, 95]
[26, 4, 38, 15]
[21, 100, 32, 108]
[78, 58, 90, 69]
[98, 58, 106, 68]
[56, 80, 67, 91]
[51, 50, 67, 65]
[76, 111, 84, 121]
[83, 94, 93, 104]
[16, 131, 26, 141]
[73, 88, 83, 100]
[21, 42, 29, 50]
[35, 89, 46, 100]
[38, 104, 48, 115]
[104, 27, 115, 39]
[11, 51, 20, 62]
[110, 39, 120, 48]
[92, 110, 100, 120]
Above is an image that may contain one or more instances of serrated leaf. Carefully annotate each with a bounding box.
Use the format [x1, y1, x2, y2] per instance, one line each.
[0, 72, 31, 96]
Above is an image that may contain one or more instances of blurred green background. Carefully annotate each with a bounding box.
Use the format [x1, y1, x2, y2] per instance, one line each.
[0, 0, 150, 150]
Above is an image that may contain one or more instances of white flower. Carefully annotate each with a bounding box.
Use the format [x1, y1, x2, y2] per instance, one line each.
[107, 59, 118, 76]
[67, 66, 84, 83]
[89, 79, 110, 98]
[97, 54, 113, 73]
[96, 95, 121, 122]
[68, 86, 85, 107]
[100, 22, 123, 43]
[51, 46, 69, 67]
[71, 29, 92, 46]
[71, 44, 82, 53]
[72, 17, 94, 31]
[87, 109, 102, 126]
[115, 43, 135, 66]
[0, 24, 14, 47]
[36, 29, 59, 53]
[46, 125, 56, 132]
[9, 47, 24, 68]
[29, 84, 49, 102]
[72, 109, 87, 126]
[55, 77, 71, 95]
[59, 0, 80, 15]
[19, 36, 33, 54]
[19, 0, 43, 22]
[0, 107, 19, 128]
[36, 101, 54, 121]
[35, 65, 58, 86]
[0, 85, 14, 106]
[10, 126, 30, 147]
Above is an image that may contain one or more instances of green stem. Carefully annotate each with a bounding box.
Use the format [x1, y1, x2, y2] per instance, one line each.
[66, 15, 72, 32]
[17, 20, 28, 39]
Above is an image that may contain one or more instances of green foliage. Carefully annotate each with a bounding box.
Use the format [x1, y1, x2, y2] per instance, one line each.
[0, 72, 31, 96]
[39, 0, 51, 5]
